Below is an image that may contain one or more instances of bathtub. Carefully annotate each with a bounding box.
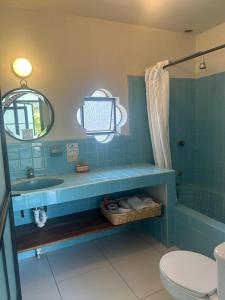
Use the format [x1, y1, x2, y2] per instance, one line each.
[175, 183, 225, 258]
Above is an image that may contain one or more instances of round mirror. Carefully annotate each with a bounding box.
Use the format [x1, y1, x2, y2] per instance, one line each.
[2, 88, 54, 141]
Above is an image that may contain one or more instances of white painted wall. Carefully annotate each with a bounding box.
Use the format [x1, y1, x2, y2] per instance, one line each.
[0, 7, 195, 142]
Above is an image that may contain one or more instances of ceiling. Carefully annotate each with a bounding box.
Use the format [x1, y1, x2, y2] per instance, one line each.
[1, 0, 225, 33]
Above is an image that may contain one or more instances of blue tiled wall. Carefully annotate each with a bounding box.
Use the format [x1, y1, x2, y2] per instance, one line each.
[175, 72, 225, 221]
[194, 72, 225, 192]
[8, 76, 153, 181]
[178, 183, 225, 223]
[14, 196, 102, 226]
[169, 73, 225, 191]
[170, 78, 195, 184]
[174, 72, 225, 193]
[174, 72, 225, 257]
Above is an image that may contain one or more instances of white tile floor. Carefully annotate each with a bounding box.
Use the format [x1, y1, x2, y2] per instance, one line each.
[19, 230, 177, 300]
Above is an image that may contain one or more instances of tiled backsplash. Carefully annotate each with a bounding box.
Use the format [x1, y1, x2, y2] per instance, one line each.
[7, 76, 153, 181]
[8, 136, 153, 181]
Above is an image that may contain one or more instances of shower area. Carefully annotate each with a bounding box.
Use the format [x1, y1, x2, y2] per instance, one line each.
[172, 72, 225, 223]
[168, 45, 225, 255]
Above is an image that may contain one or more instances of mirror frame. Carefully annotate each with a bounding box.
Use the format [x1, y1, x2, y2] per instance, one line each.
[2, 87, 54, 141]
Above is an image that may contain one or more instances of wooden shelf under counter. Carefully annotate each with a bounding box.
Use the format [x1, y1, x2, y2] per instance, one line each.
[15, 209, 115, 253]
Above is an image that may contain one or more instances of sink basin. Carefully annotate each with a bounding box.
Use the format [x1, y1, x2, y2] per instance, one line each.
[11, 177, 64, 191]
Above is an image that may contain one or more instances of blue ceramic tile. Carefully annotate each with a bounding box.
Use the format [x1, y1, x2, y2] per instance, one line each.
[9, 160, 21, 172]
[20, 158, 33, 171]
[19, 144, 32, 159]
[32, 143, 44, 158]
[7, 148, 20, 160]
[175, 204, 225, 258]
[33, 157, 45, 169]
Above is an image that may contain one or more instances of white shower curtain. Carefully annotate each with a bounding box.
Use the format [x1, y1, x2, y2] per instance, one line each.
[145, 60, 172, 169]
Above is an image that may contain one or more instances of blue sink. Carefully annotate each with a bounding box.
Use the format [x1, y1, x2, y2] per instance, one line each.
[12, 177, 64, 191]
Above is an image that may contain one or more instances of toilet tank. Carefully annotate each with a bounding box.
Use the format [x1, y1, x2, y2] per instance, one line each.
[214, 242, 225, 299]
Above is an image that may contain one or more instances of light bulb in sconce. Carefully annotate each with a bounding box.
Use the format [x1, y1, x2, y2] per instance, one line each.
[12, 58, 32, 78]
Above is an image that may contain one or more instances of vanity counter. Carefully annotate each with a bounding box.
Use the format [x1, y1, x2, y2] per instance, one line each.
[12, 163, 175, 211]
[13, 163, 177, 256]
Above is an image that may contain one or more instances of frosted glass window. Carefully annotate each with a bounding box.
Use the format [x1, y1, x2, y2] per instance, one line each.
[77, 89, 127, 143]
[82, 98, 116, 134]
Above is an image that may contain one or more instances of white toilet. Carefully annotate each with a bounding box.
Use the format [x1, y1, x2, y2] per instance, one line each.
[160, 242, 225, 300]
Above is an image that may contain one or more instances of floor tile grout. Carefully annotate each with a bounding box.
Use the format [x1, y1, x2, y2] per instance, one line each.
[92, 232, 169, 300]
[54, 264, 111, 283]
[46, 254, 64, 300]
[140, 288, 165, 300]
[93, 240, 140, 299]
[46, 241, 113, 284]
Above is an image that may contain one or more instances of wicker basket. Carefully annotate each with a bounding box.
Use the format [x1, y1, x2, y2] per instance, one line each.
[101, 200, 162, 226]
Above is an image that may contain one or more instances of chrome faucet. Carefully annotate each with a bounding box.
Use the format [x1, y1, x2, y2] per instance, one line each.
[26, 167, 35, 178]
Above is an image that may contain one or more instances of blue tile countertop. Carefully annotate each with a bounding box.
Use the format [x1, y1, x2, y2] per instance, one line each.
[12, 163, 175, 211]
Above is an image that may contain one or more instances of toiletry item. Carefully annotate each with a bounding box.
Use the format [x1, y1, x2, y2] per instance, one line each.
[76, 163, 89, 173]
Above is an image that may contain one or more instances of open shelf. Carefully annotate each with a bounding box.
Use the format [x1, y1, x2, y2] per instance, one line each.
[16, 209, 114, 253]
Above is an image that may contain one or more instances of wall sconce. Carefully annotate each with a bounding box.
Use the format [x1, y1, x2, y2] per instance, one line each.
[12, 58, 32, 87]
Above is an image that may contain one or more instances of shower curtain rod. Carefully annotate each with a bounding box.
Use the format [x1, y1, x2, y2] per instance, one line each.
[163, 43, 225, 69]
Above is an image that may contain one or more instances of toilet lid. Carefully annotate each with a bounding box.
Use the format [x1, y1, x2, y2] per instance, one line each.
[160, 251, 217, 297]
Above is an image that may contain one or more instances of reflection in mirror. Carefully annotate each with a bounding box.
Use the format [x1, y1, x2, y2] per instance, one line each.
[2, 88, 54, 141]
